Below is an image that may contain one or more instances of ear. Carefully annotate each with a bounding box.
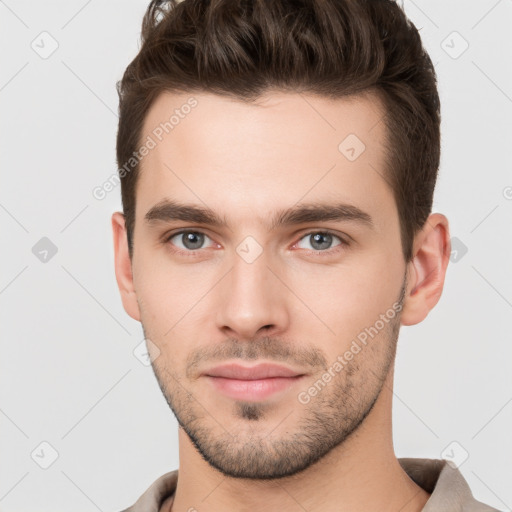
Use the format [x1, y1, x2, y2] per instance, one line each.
[400, 213, 451, 326]
[111, 211, 141, 322]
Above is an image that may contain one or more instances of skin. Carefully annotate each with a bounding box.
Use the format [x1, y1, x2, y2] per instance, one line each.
[112, 90, 450, 512]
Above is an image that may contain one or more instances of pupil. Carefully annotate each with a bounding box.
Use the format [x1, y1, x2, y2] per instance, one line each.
[312, 233, 331, 250]
[184, 232, 203, 250]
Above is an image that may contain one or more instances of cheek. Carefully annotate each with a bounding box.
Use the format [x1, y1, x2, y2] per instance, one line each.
[133, 262, 188, 339]
[133, 258, 216, 363]
[289, 256, 403, 344]
[135, 244, 202, 300]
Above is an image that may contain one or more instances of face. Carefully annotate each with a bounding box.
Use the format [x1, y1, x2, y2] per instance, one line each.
[127, 90, 408, 479]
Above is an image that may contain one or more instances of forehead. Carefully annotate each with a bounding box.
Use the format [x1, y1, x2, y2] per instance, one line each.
[136, 89, 393, 228]
[140, 89, 386, 154]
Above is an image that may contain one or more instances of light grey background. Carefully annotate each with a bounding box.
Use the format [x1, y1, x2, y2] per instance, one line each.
[1, 1, 511, 510]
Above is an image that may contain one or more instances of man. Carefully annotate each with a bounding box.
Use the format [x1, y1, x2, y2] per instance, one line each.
[112, 0, 499, 510]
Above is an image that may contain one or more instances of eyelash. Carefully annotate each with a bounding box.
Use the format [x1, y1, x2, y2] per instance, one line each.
[163, 229, 349, 257]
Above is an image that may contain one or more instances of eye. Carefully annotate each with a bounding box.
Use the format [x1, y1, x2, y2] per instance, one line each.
[294, 230, 346, 254]
[163, 229, 348, 256]
[165, 230, 215, 253]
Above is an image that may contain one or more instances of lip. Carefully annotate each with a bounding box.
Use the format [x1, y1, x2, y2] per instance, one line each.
[206, 375, 305, 401]
[203, 363, 306, 401]
[203, 363, 304, 380]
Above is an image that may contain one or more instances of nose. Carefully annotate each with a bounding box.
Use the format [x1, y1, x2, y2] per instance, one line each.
[214, 248, 290, 340]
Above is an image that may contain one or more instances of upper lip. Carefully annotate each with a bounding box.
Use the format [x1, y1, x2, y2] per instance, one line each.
[204, 363, 305, 380]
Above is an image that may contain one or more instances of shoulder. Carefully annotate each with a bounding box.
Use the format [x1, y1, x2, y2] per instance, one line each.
[118, 470, 179, 512]
[398, 458, 502, 512]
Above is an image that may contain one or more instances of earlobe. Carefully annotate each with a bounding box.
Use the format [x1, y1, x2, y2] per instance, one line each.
[111, 211, 141, 322]
[400, 213, 451, 326]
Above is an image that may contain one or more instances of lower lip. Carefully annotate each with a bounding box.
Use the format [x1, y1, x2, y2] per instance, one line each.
[206, 375, 305, 401]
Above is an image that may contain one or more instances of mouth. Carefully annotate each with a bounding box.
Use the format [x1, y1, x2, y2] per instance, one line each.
[203, 362, 307, 401]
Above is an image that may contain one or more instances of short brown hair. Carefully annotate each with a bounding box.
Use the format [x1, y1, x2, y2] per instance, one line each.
[116, 0, 440, 262]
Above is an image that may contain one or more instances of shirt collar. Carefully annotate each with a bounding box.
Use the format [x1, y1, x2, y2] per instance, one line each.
[123, 458, 499, 512]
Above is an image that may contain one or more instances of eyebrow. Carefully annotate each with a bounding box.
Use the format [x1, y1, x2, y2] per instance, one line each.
[144, 198, 374, 231]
